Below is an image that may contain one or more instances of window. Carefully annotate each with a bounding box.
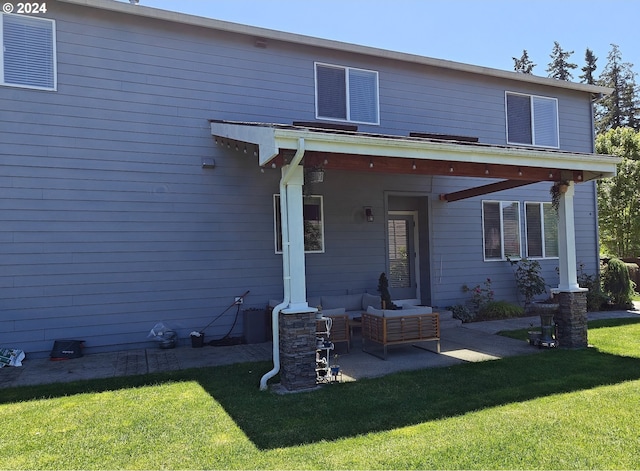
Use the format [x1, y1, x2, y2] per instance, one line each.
[482, 201, 521, 261]
[525, 202, 558, 258]
[506, 92, 558, 148]
[315, 63, 379, 124]
[274, 195, 324, 253]
[1, 13, 56, 90]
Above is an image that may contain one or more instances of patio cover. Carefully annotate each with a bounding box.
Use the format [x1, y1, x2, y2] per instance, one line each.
[210, 120, 618, 188]
[210, 120, 619, 308]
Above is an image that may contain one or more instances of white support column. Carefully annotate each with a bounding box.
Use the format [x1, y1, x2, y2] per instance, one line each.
[280, 165, 311, 313]
[557, 181, 581, 291]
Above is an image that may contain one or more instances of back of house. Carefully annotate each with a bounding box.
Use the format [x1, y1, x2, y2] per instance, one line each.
[0, 0, 616, 357]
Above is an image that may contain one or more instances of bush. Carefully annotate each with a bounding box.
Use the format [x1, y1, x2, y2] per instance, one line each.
[507, 258, 547, 310]
[602, 258, 636, 309]
[478, 301, 524, 321]
[577, 264, 607, 312]
[450, 304, 475, 323]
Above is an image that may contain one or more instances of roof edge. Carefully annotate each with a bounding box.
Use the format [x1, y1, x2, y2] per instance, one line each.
[59, 0, 612, 96]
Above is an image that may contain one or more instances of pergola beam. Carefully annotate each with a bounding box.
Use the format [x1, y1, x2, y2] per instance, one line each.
[439, 180, 538, 202]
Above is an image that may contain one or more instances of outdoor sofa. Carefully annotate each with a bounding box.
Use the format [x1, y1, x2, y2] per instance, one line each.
[361, 306, 440, 359]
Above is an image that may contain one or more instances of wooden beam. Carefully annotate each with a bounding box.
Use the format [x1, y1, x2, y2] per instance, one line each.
[439, 180, 538, 202]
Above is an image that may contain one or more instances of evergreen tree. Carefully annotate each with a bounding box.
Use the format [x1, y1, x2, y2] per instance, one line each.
[579, 48, 597, 85]
[595, 44, 639, 133]
[596, 127, 640, 258]
[546, 41, 577, 81]
[513, 49, 535, 74]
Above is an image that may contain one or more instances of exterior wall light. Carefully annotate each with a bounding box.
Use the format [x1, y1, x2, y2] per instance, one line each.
[364, 206, 374, 223]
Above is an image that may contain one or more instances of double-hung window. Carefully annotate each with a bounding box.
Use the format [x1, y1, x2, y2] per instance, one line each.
[506, 92, 558, 148]
[1, 13, 56, 90]
[315, 63, 379, 125]
[482, 201, 521, 261]
[525, 202, 558, 258]
[274, 195, 324, 253]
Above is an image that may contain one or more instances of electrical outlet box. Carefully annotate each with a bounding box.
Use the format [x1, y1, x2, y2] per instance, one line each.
[234, 297, 243, 305]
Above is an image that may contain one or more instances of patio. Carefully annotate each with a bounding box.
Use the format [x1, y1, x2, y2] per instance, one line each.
[1, 309, 637, 390]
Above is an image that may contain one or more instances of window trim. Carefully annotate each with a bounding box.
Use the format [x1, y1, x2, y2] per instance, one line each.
[482, 200, 522, 262]
[505, 91, 559, 148]
[1, 13, 57, 91]
[273, 194, 325, 254]
[314, 62, 380, 125]
[524, 201, 559, 260]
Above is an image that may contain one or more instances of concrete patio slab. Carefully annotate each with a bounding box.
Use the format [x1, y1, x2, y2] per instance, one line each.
[1, 308, 637, 390]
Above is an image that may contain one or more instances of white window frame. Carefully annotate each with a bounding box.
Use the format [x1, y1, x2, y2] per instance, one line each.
[273, 194, 325, 254]
[482, 200, 522, 261]
[1, 13, 57, 91]
[314, 62, 380, 125]
[505, 91, 559, 148]
[524, 201, 559, 259]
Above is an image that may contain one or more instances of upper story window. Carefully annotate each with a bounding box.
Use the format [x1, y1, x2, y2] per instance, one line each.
[482, 200, 521, 261]
[1, 13, 56, 90]
[525, 202, 558, 259]
[506, 92, 558, 148]
[315, 62, 379, 125]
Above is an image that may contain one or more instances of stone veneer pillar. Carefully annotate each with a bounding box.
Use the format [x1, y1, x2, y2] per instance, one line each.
[555, 291, 588, 348]
[279, 310, 317, 391]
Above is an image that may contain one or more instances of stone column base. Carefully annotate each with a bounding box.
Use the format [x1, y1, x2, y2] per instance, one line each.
[279, 310, 317, 391]
[556, 291, 588, 349]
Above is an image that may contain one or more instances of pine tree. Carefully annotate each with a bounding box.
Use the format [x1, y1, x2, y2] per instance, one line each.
[546, 41, 577, 81]
[596, 128, 640, 258]
[579, 48, 597, 85]
[513, 49, 535, 74]
[595, 44, 639, 133]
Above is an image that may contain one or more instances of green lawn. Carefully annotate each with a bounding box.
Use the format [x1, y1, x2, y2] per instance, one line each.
[1, 318, 640, 470]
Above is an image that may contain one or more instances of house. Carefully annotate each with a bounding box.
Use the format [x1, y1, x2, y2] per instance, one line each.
[1, 0, 618, 380]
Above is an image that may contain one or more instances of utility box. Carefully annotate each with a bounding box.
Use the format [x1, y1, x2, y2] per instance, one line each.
[50, 339, 84, 360]
[243, 308, 269, 344]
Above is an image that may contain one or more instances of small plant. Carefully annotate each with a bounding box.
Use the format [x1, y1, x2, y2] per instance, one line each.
[462, 278, 494, 316]
[550, 180, 569, 212]
[478, 301, 524, 320]
[508, 257, 547, 311]
[450, 304, 475, 323]
[602, 258, 636, 309]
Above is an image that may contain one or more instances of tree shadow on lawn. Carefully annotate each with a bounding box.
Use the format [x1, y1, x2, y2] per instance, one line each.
[2, 344, 640, 451]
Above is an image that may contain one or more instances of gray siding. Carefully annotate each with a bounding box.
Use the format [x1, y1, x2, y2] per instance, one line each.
[0, 3, 600, 356]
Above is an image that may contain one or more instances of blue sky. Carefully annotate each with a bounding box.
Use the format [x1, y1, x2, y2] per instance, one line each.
[132, 0, 639, 80]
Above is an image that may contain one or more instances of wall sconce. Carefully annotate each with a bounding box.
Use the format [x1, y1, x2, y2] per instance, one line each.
[364, 206, 374, 223]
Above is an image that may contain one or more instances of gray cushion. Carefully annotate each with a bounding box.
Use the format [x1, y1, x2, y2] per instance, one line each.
[402, 304, 433, 314]
[362, 293, 382, 310]
[321, 293, 363, 311]
[366, 306, 384, 316]
[320, 307, 346, 316]
[366, 305, 433, 317]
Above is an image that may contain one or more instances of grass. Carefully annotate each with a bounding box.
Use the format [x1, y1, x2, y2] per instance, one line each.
[1, 318, 640, 469]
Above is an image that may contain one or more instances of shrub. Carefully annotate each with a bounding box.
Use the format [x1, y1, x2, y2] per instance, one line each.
[478, 301, 524, 320]
[450, 304, 475, 323]
[508, 257, 547, 310]
[602, 258, 636, 308]
[462, 278, 494, 315]
[577, 263, 607, 312]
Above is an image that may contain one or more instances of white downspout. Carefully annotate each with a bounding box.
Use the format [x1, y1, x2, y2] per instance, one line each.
[260, 138, 305, 391]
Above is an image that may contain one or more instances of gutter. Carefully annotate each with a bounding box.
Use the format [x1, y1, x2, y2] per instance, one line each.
[259, 138, 305, 391]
